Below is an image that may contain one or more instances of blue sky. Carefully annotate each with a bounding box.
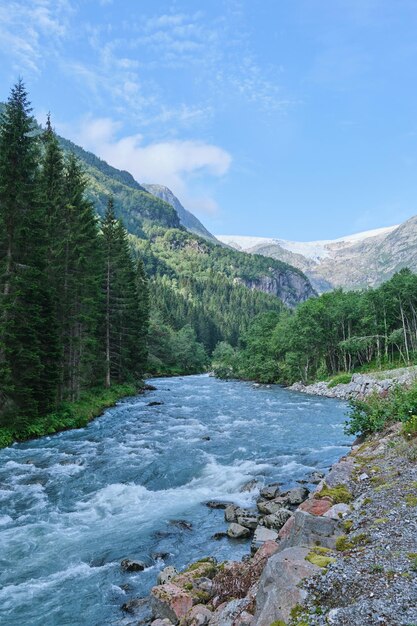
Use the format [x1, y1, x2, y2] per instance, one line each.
[1, 1, 417, 239]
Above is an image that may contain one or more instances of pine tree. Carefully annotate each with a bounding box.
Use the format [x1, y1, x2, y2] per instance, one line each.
[102, 197, 149, 386]
[0, 80, 56, 420]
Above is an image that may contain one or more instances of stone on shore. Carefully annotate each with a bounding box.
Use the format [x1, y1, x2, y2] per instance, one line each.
[323, 503, 350, 520]
[299, 495, 333, 516]
[226, 523, 251, 539]
[224, 504, 238, 522]
[260, 483, 281, 499]
[254, 546, 320, 625]
[261, 508, 292, 531]
[151, 583, 194, 625]
[251, 525, 278, 553]
[180, 605, 212, 626]
[279, 509, 340, 550]
[236, 514, 259, 529]
[157, 566, 178, 585]
[121, 558, 146, 572]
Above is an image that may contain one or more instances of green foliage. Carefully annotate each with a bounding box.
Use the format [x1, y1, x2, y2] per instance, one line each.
[328, 373, 352, 388]
[0, 82, 149, 442]
[315, 483, 353, 504]
[212, 269, 417, 389]
[346, 382, 417, 435]
[0, 383, 136, 449]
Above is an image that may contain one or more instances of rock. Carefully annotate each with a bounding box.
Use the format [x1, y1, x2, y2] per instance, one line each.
[260, 483, 281, 499]
[152, 620, 174, 626]
[251, 525, 278, 553]
[122, 597, 148, 613]
[208, 599, 249, 626]
[226, 523, 251, 539]
[251, 539, 280, 564]
[205, 500, 230, 509]
[240, 479, 261, 492]
[284, 486, 309, 506]
[144, 383, 157, 391]
[153, 552, 171, 561]
[180, 605, 212, 626]
[237, 514, 259, 530]
[211, 532, 227, 540]
[307, 470, 325, 484]
[299, 496, 333, 516]
[201, 436, 211, 441]
[359, 472, 369, 481]
[169, 520, 193, 531]
[323, 503, 350, 520]
[261, 508, 292, 531]
[224, 505, 238, 522]
[325, 458, 354, 487]
[151, 583, 194, 625]
[148, 400, 164, 406]
[254, 547, 320, 625]
[279, 510, 340, 550]
[257, 498, 284, 515]
[157, 566, 178, 585]
[121, 558, 146, 572]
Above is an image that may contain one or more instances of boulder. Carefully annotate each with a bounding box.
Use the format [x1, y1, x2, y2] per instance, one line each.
[180, 605, 212, 626]
[122, 597, 148, 613]
[158, 566, 178, 585]
[227, 523, 251, 539]
[148, 401, 164, 406]
[121, 558, 146, 572]
[211, 532, 227, 540]
[251, 525, 278, 553]
[260, 484, 281, 499]
[261, 508, 292, 531]
[257, 498, 284, 515]
[224, 505, 238, 523]
[205, 501, 230, 509]
[325, 458, 354, 487]
[323, 503, 350, 520]
[299, 496, 333, 516]
[208, 599, 250, 626]
[237, 514, 259, 530]
[240, 479, 261, 492]
[307, 470, 325, 484]
[279, 510, 340, 550]
[251, 539, 280, 565]
[152, 620, 174, 626]
[254, 547, 321, 625]
[151, 583, 194, 625]
[284, 486, 309, 506]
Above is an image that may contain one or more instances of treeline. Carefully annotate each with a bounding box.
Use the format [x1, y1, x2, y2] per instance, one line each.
[131, 228, 285, 365]
[212, 269, 417, 384]
[0, 81, 148, 432]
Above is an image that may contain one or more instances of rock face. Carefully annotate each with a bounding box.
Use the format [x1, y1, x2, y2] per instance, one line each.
[143, 184, 217, 242]
[218, 215, 417, 292]
[253, 547, 320, 625]
[236, 268, 315, 308]
[290, 367, 417, 400]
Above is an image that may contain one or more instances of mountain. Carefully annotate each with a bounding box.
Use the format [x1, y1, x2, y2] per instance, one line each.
[218, 220, 417, 292]
[142, 184, 217, 242]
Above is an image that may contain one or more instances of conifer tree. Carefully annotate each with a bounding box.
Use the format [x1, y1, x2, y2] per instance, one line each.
[0, 80, 56, 420]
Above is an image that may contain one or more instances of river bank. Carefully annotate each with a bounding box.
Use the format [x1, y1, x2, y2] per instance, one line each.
[0, 382, 151, 449]
[289, 365, 417, 401]
[146, 423, 417, 626]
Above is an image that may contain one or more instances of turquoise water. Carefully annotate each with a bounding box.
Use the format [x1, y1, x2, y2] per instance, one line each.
[0, 375, 351, 625]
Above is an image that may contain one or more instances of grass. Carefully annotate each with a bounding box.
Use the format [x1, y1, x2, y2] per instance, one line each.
[0, 383, 138, 449]
[315, 483, 353, 504]
[327, 373, 352, 388]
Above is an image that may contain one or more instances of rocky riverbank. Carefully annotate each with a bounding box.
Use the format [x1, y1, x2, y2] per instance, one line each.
[289, 366, 417, 400]
[134, 423, 417, 626]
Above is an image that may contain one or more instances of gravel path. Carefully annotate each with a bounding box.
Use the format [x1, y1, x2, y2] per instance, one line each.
[295, 424, 417, 626]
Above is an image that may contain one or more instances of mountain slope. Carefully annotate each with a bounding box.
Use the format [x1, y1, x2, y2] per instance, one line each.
[143, 184, 217, 242]
[218, 220, 417, 292]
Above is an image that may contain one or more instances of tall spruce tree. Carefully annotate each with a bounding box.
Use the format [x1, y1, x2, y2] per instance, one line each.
[0, 80, 57, 421]
[102, 197, 149, 386]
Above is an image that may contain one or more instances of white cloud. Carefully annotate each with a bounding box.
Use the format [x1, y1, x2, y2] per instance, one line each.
[0, 0, 71, 74]
[66, 116, 232, 214]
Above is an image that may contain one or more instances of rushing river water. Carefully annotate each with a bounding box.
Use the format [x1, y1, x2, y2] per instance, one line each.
[0, 375, 351, 626]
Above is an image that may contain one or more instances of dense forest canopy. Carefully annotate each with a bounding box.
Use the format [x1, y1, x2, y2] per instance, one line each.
[212, 268, 417, 385]
[0, 81, 149, 438]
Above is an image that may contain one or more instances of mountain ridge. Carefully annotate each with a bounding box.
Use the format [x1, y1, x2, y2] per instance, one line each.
[218, 218, 416, 292]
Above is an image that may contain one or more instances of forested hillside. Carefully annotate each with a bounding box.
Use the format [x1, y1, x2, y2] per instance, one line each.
[0, 82, 148, 444]
[213, 268, 417, 384]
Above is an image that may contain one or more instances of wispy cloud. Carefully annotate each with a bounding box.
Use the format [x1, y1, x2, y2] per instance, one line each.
[0, 0, 71, 74]
[64, 115, 232, 214]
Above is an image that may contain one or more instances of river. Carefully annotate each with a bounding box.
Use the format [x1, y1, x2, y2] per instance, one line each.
[0, 374, 351, 626]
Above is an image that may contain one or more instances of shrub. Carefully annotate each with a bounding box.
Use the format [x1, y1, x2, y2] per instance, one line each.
[328, 373, 352, 388]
